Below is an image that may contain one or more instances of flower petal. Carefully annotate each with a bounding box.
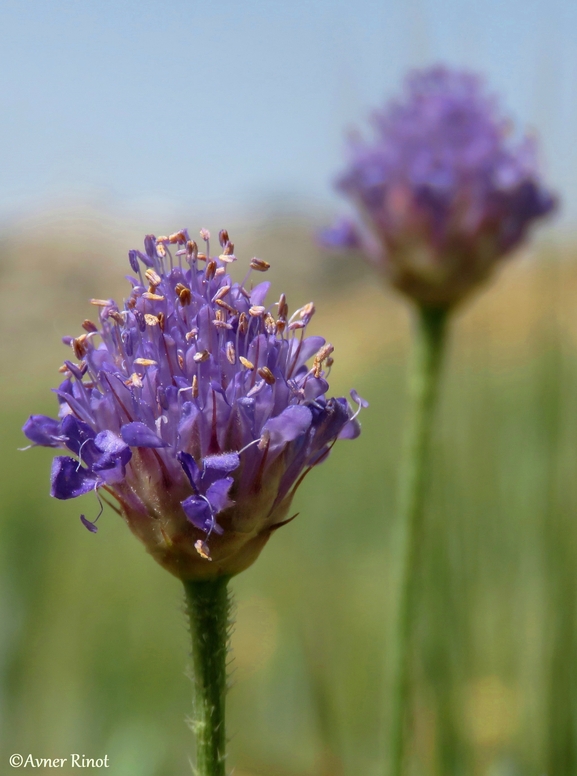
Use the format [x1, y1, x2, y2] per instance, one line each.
[205, 477, 234, 515]
[121, 422, 167, 448]
[23, 415, 62, 447]
[51, 457, 99, 500]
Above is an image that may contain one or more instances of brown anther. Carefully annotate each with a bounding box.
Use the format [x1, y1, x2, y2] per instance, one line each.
[58, 364, 71, 374]
[186, 329, 198, 342]
[315, 343, 334, 363]
[187, 240, 198, 257]
[239, 312, 249, 334]
[192, 375, 199, 399]
[239, 356, 254, 370]
[205, 260, 217, 281]
[109, 311, 125, 324]
[178, 287, 191, 306]
[222, 241, 234, 255]
[128, 372, 143, 388]
[219, 229, 230, 245]
[156, 243, 167, 258]
[249, 305, 266, 317]
[258, 366, 276, 385]
[156, 235, 169, 244]
[218, 253, 236, 264]
[250, 258, 270, 272]
[215, 299, 237, 315]
[264, 314, 276, 334]
[157, 312, 165, 331]
[275, 320, 286, 334]
[90, 298, 112, 307]
[197, 253, 207, 261]
[226, 342, 236, 364]
[200, 228, 210, 241]
[214, 284, 231, 301]
[278, 293, 288, 319]
[142, 292, 165, 301]
[326, 357, 334, 368]
[194, 350, 210, 363]
[194, 539, 212, 561]
[144, 314, 159, 327]
[145, 268, 161, 288]
[169, 231, 187, 244]
[126, 297, 136, 310]
[178, 354, 185, 369]
[133, 358, 157, 366]
[82, 320, 98, 333]
[300, 302, 315, 319]
[72, 335, 88, 359]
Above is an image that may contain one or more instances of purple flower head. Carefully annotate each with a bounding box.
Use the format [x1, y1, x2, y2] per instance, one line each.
[322, 65, 557, 307]
[23, 229, 364, 580]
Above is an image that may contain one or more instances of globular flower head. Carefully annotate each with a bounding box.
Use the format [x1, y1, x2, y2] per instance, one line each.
[320, 65, 557, 307]
[23, 229, 363, 580]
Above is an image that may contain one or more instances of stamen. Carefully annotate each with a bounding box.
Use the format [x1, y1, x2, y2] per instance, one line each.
[258, 366, 276, 385]
[193, 350, 210, 363]
[250, 258, 270, 272]
[133, 358, 157, 366]
[194, 539, 212, 560]
[226, 342, 236, 364]
[239, 356, 254, 370]
[82, 320, 98, 333]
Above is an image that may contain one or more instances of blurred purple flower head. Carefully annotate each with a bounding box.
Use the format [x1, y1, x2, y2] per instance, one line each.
[23, 229, 363, 580]
[320, 65, 557, 307]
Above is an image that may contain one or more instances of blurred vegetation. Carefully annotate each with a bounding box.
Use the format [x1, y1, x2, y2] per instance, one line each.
[1, 207, 576, 775]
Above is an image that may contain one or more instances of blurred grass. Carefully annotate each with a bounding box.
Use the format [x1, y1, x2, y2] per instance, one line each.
[1, 209, 576, 775]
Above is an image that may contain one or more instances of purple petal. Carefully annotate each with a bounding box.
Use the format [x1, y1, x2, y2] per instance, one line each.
[181, 495, 213, 532]
[177, 450, 200, 491]
[23, 415, 62, 447]
[250, 281, 270, 306]
[262, 405, 313, 451]
[94, 430, 131, 465]
[338, 417, 361, 440]
[121, 422, 167, 448]
[205, 477, 234, 515]
[51, 457, 99, 500]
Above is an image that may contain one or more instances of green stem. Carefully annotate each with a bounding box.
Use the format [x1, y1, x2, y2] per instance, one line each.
[183, 577, 231, 776]
[389, 304, 449, 776]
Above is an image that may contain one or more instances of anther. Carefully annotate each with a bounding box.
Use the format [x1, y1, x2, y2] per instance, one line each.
[72, 335, 89, 359]
[264, 314, 276, 334]
[145, 269, 162, 288]
[213, 285, 231, 301]
[133, 358, 157, 366]
[187, 240, 198, 259]
[219, 229, 229, 247]
[216, 299, 237, 315]
[177, 354, 185, 369]
[205, 260, 217, 281]
[157, 312, 165, 331]
[249, 305, 266, 317]
[142, 292, 165, 301]
[186, 328, 198, 342]
[144, 314, 159, 327]
[126, 372, 143, 388]
[90, 298, 113, 307]
[82, 320, 98, 333]
[194, 350, 210, 363]
[239, 356, 254, 370]
[226, 342, 236, 364]
[169, 231, 187, 244]
[194, 539, 212, 560]
[239, 312, 249, 334]
[192, 375, 199, 399]
[258, 366, 276, 385]
[278, 293, 289, 319]
[250, 258, 270, 272]
[200, 228, 211, 242]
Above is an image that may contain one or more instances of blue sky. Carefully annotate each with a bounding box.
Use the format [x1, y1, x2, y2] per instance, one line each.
[1, 0, 575, 226]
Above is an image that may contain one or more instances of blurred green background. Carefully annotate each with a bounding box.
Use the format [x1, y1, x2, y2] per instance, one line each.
[1, 211, 575, 775]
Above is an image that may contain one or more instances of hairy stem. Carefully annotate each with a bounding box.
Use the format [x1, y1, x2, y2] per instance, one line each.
[389, 305, 449, 776]
[184, 577, 231, 776]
